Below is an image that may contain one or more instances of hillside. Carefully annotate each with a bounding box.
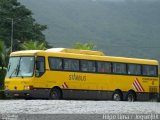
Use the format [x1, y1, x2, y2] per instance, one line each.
[19, 0, 160, 59]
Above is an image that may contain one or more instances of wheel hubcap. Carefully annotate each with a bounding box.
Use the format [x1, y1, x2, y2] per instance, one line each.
[51, 92, 56, 99]
[114, 94, 120, 101]
[128, 95, 133, 102]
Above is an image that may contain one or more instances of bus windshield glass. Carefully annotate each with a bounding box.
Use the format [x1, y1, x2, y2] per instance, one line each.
[6, 56, 34, 78]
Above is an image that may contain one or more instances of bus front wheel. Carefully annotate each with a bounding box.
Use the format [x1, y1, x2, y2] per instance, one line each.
[49, 88, 62, 100]
[112, 91, 123, 101]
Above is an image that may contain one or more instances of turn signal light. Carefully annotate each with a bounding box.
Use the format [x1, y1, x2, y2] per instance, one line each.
[5, 86, 8, 90]
[29, 85, 34, 90]
[24, 85, 34, 90]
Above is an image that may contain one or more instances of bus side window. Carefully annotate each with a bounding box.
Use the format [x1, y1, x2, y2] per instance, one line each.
[71, 60, 79, 71]
[128, 64, 141, 75]
[113, 63, 127, 74]
[64, 59, 79, 71]
[49, 57, 62, 70]
[149, 66, 157, 76]
[97, 61, 111, 73]
[81, 63, 88, 71]
[36, 56, 45, 77]
[142, 65, 157, 76]
[81, 60, 96, 72]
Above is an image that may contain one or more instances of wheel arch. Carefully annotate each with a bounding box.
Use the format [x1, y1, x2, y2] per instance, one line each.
[50, 86, 63, 98]
[114, 89, 123, 96]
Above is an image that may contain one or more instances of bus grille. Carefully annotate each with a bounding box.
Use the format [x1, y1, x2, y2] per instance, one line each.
[149, 86, 158, 93]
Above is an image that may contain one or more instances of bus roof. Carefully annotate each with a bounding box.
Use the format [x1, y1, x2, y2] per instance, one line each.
[10, 48, 105, 56]
[46, 48, 105, 56]
[10, 50, 42, 56]
[10, 48, 158, 65]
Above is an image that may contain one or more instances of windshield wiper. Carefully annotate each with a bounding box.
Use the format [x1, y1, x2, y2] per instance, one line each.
[9, 65, 19, 78]
[17, 68, 24, 78]
[7, 64, 11, 71]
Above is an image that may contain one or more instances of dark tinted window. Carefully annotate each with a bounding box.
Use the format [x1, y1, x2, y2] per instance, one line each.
[36, 56, 45, 77]
[80, 60, 96, 72]
[49, 57, 62, 70]
[64, 59, 79, 71]
[128, 64, 141, 75]
[113, 63, 126, 74]
[97, 61, 112, 73]
[142, 65, 157, 76]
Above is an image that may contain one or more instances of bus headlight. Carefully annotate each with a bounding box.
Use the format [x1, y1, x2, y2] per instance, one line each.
[5, 86, 8, 90]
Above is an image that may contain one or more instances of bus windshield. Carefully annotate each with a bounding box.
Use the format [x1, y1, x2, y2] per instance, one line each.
[6, 56, 34, 78]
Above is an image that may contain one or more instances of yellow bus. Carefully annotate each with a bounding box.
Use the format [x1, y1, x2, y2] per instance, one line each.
[5, 48, 159, 101]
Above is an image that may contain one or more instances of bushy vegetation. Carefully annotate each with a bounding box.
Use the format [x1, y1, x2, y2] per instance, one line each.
[0, 90, 5, 99]
[0, 67, 7, 90]
[0, 68, 6, 100]
[20, 40, 48, 50]
[73, 42, 96, 50]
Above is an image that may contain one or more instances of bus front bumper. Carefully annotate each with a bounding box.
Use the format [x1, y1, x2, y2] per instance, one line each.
[5, 89, 50, 99]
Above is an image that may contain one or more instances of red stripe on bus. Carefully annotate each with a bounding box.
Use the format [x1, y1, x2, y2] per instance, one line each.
[134, 80, 143, 92]
[136, 78, 144, 92]
[64, 82, 68, 88]
[133, 82, 140, 92]
[62, 84, 65, 88]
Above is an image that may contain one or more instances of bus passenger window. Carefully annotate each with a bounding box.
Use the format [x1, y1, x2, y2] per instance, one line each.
[81, 63, 88, 71]
[128, 64, 141, 75]
[97, 62, 111, 73]
[72, 60, 79, 71]
[81, 60, 96, 72]
[142, 65, 157, 76]
[113, 63, 126, 74]
[64, 59, 79, 71]
[49, 58, 62, 70]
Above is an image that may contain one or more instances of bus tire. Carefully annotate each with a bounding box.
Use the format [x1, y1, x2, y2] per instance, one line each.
[112, 91, 123, 101]
[126, 91, 136, 102]
[49, 88, 62, 100]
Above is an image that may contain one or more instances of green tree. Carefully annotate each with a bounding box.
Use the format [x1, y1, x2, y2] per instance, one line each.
[0, 0, 47, 51]
[0, 40, 7, 69]
[73, 42, 96, 50]
[20, 40, 47, 50]
[0, 40, 7, 90]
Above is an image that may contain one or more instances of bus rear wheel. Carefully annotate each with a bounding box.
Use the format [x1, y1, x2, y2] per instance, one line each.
[49, 88, 62, 100]
[126, 91, 136, 102]
[112, 91, 123, 101]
